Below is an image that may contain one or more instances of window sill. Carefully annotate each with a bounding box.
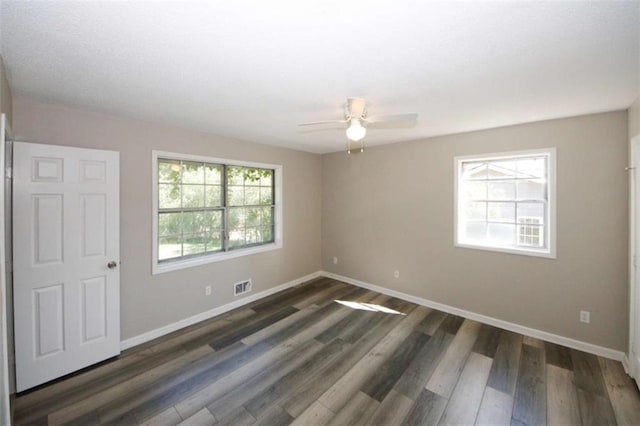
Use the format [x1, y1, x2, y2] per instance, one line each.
[152, 241, 282, 275]
[454, 241, 556, 259]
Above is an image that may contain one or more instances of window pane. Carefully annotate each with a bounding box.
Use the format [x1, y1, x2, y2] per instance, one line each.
[159, 237, 182, 261]
[517, 179, 546, 200]
[183, 233, 206, 256]
[488, 202, 515, 222]
[517, 157, 545, 178]
[245, 187, 260, 205]
[229, 228, 245, 248]
[228, 186, 244, 206]
[245, 227, 261, 244]
[205, 164, 222, 185]
[205, 185, 222, 207]
[158, 212, 181, 236]
[243, 168, 267, 184]
[183, 211, 207, 234]
[246, 207, 261, 227]
[517, 203, 545, 224]
[487, 223, 516, 245]
[462, 162, 487, 180]
[182, 162, 205, 184]
[464, 181, 487, 201]
[158, 160, 181, 183]
[204, 210, 223, 231]
[465, 222, 487, 241]
[488, 181, 516, 200]
[228, 207, 246, 229]
[466, 202, 486, 220]
[261, 207, 274, 226]
[205, 231, 223, 252]
[227, 166, 245, 185]
[261, 225, 273, 243]
[246, 226, 273, 244]
[488, 160, 517, 179]
[182, 185, 205, 208]
[159, 184, 181, 209]
[260, 187, 273, 204]
[260, 170, 273, 186]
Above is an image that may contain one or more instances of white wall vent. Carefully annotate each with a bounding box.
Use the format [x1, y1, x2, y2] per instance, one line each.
[234, 279, 252, 296]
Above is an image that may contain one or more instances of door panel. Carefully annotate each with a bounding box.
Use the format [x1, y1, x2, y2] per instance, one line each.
[14, 142, 120, 392]
[33, 194, 63, 264]
[33, 284, 64, 358]
[81, 276, 107, 343]
[81, 194, 106, 257]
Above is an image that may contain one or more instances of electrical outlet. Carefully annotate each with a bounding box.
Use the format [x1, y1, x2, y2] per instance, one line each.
[393, 270, 400, 279]
[205, 286, 212, 296]
[333, 256, 338, 265]
[580, 310, 590, 323]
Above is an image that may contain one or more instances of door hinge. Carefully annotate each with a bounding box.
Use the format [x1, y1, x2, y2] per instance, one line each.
[5, 166, 11, 179]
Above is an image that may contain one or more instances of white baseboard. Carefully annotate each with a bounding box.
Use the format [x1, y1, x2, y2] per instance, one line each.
[120, 271, 323, 350]
[321, 271, 626, 362]
[622, 355, 631, 375]
[120, 269, 626, 363]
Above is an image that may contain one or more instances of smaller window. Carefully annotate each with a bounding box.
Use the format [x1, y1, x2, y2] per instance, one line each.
[454, 148, 556, 258]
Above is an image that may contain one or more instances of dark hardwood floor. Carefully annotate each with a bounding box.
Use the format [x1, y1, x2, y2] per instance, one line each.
[12, 277, 640, 425]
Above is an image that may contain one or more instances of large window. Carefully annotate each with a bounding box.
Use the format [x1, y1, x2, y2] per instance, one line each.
[152, 151, 282, 274]
[455, 148, 556, 258]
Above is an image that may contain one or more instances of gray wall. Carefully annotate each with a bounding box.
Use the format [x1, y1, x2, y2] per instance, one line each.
[322, 111, 629, 351]
[10, 95, 631, 352]
[12, 96, 323, 340]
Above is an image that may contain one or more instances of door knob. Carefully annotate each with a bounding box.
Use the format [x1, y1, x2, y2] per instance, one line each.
[107, 261, 118, 269]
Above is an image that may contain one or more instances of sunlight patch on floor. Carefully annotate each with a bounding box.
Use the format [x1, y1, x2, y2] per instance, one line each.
[335, 300, 406, 315]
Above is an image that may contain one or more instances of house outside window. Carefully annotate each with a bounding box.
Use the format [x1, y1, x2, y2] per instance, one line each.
[152, 151, 282, 274]
[454, 148, 556, 258]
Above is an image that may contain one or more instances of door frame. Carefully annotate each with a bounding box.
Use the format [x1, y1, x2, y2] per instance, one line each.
[629, 135, 640, 388]
[0, 114, 10, 425]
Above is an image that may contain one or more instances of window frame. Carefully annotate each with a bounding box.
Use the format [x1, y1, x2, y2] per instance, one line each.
[152, 150, 283, 275]
[454, 148, 556, 259]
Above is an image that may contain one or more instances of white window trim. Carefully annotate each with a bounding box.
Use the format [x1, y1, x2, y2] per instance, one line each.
[152, 150, 283, 275]
[453, 148, 557, 259]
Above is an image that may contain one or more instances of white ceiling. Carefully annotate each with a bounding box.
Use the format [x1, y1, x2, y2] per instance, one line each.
[1, 1, 638, 154]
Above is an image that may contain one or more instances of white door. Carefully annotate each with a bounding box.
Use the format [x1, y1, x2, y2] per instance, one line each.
[632, 136, 640, 388]
[13, 142, 120, 392]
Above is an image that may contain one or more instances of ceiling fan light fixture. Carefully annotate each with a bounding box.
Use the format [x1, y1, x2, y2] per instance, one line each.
[346, 118, 366, 141]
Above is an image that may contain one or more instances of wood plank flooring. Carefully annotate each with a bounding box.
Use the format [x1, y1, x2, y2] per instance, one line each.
[12, 278, 640, 425]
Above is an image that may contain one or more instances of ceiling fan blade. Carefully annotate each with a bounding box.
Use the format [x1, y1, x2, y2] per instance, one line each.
[364, 113, 418, 124]
[298, 119, 348, 126]
[347, 98, 367, 118]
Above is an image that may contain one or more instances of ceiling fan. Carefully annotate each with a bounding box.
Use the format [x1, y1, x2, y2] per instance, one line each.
[298, 98, 418, 153]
